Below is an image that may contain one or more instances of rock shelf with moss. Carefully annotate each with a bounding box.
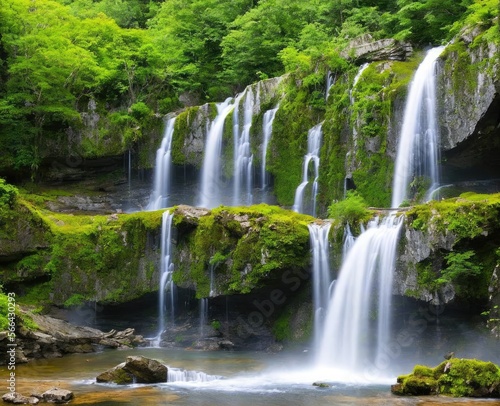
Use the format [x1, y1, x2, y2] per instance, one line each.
[391, 358, 500, 397]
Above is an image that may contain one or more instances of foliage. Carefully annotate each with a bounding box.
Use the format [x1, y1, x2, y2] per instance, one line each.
[0, 178, 18, 210]
[328, 191, 372, 227]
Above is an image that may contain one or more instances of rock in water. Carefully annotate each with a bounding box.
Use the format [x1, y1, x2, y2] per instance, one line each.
[123, 356, 168, 383]
[41, 388, 73, 403]
[96, 356, 168, 384]
[2, 392, 39, 404]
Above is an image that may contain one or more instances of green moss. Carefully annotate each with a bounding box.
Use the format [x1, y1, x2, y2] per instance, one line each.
[172, 106, 201, 166]
[173, 204, 313, 297]
[267, 76, 321, 206]
[394, 358, 500, 397]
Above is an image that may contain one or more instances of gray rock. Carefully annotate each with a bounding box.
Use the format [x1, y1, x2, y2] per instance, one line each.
[123, 356, 168, 383]
[341, 34, 413, 63]
[96, 356, 168, 384]
[41, 388, 73, 403]
[2, 392, 39, 404]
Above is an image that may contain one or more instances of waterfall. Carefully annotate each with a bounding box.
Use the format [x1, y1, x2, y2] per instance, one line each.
[198, 98, 234, 209]
[308, 223, 332, 351]
[167, 367, 222, 383]
[153, 210, 175, 346]
[326, 71, 334, 99]
[209, 263, 215, 297]
[148, 117, 176, 211]
[261, 106, 279, 196]
[343, 224, 355, 259]
[233, 88, 258, 206]
[316, 216, 403, 373]
[315, 51, 442, 378]
[199, 298, 208, 337]
[292, 123, 323, 217]
[350, 63, 369, 104]
[391, 46, 444, 208]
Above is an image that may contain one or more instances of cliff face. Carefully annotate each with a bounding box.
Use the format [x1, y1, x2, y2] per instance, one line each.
[438, 24, 500, 182]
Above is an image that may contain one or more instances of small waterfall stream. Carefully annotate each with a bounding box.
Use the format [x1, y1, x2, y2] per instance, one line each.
[308, 223, 332, 352]
[292, 123, 323, 216]
[261, 106, 279, 196]
[392, 46, 444, 207]
[198, 98, 234, 209]
[154, 210, 175, 346]
[233, 88, 259, 206]
[148, 117, 176, 211]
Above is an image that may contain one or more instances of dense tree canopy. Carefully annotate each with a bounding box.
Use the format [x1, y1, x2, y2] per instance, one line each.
[0, 0, 494, 177]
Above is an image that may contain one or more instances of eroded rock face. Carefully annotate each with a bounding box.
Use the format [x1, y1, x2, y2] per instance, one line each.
[0, 312, 145, 365]
[96, 356, 168, 384]
[341, 34, 413, 63]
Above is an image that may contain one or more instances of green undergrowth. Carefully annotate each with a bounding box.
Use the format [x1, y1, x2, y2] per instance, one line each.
[394, 358, 500, 397]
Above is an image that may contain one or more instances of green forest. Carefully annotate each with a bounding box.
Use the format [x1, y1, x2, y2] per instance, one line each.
[0, 0, 497, 179]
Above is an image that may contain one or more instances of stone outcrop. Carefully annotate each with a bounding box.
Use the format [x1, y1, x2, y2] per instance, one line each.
[96, 356, 168, 384]
[2, 392, 39, 404]
[341, 34, 413, 63]
[439, 24, 500, 178]
[0, 312, 145, 365]
[40, 388, 73, 403]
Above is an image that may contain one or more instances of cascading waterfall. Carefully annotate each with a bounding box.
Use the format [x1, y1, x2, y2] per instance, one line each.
[292, 123, 323, 217]
[391, 46, 444, 208]
[167, 367, 222, 383]
[198, 98, 234, 209]
[154, 210, 175, 347]
[316, 216, 403, 374]
[148, 117, 176, 211]
[342, 224, 355, 259]
[261, 106, 279, 196]
[308, 223, 332, 351]
[315, 49, 443, 378]
[233, 87, 259, 206]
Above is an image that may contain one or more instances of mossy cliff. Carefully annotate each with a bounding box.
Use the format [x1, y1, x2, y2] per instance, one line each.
[392, 358, 500, 397]
[171, 204, 313, 298]
[395, 193, 500, 307]
[1, 197, 163, 306]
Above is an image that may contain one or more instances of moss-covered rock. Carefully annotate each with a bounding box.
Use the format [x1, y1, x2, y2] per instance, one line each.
[395, 193, 500, 304]
[392, 358, 500, 397]
[173, 204, 314, 297]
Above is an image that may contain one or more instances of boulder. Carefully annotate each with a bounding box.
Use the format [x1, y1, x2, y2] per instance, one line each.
[96, 362, 133, 385]
[96, 356, 168, 384]
[2, 392, 39, 404]
[123, 356, 168, 383]
[41, 388, 73, 403]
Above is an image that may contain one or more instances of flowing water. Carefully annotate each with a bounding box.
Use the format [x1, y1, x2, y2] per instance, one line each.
[316, 216, 403, 377]
[198, 98, 234, 209]
[261, 105, 279, 199]
[292, 123, 323, 216]
[233, 88, 258, 206]
[392, 47, 444, 208]
[308, 222, 332, 352]
[153, 210, 175, 346]
[14, 346, 500, 406]
[148, 117, 176, 211]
